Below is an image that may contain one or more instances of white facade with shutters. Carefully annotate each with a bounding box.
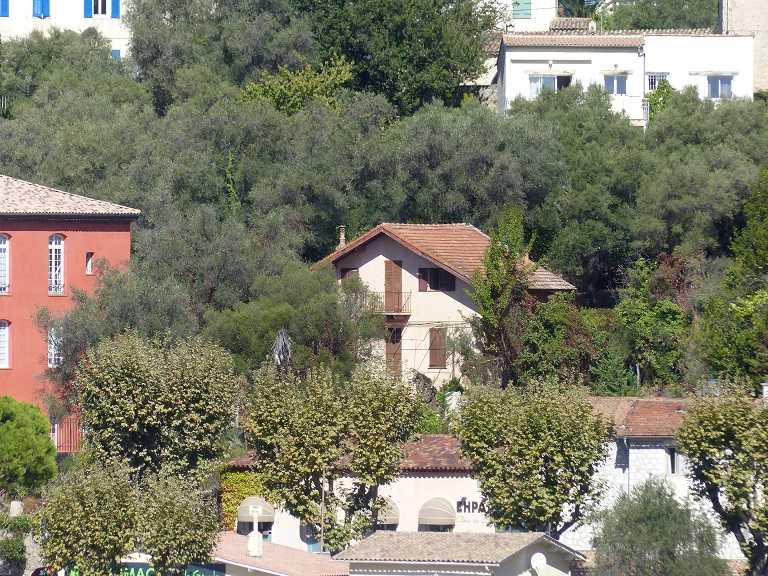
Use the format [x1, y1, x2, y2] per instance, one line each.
[0, 0, 128, 56]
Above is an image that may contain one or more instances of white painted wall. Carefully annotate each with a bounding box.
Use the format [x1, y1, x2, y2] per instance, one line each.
[722, 0, 768, 90]
[0, 1, 129, 55]
[334, 234, 478, 387]
[498, 33, 754, 125]
[644, 34, 753, 99]
[497, 44, 645, 122]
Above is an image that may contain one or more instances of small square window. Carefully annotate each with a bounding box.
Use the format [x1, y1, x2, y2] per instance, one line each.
[604, 75, 627, 95]
[708, 76, 732, 99]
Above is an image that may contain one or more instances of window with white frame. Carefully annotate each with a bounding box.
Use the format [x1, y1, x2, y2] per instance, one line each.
[0, 234, 8, 294]
[604, 75, 628, 95]
[0, 321, 7, 368]
[647, 73, 668, 92]
[48, 234, 64, 294]
[708, 76, 732, 99]
[529, 75, 571, 98]
[93, 0, 108, 15]
[48, 329, 63, 368]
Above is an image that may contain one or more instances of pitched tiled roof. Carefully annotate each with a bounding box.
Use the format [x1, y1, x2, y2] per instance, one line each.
[502, 31, 644, 47]
[549, 17, 594, 31]
[215, 531, 348, 576]
[399, 434, 472, 472]
[0, 175, 140, 218]
[590, 397, 691, 438]
[319, 223, 575, 292]
[333, 531, 584, 563]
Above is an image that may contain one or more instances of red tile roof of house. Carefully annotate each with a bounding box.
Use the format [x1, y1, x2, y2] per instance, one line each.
[215, 531, 348, 576]
[502, 32, 644, 47]
[399, 434, 473, 472]
[319, 223, 575, 292]
[0, 175, 140, 219]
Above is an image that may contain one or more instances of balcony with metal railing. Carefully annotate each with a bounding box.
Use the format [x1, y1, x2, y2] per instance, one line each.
[373, 291, 412, 314]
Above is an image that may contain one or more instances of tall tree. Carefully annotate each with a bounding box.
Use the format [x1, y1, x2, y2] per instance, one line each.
[244, 362, 421, 551]
[459, 380, 612, 538]
[40, 459, 219, 576]
[74, 332, 242, 477]
[292, 0, 498, 114]
[591, 477, 728, 576]
[605, 0, 718, 31]
[467, 205, 535, 387]
[677, 387, 768, 576]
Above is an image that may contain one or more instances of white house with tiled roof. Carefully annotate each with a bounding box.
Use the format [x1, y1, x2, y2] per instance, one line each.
[497, 13, 753, 126]
[334, 531, 584, 576]
[317, 223, 575, 387]
[0, 0, 129, 56]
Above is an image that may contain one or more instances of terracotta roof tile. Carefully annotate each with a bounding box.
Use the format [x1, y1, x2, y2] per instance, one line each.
[590, 397, 691, 438]
[502, 31, 644, 47]
[0, 175, 140, 218]
[333, 531, 585, 563]
[399, 434, 472, 472]
[549, 17, 594, 31]
[319, 223, 575, 292]
[214, 531, 348, 576]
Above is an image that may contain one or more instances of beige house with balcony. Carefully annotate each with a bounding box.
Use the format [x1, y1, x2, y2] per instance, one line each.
[317, 223, 575, 387]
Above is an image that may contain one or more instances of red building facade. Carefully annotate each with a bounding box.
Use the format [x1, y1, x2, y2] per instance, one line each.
[0, 176, 139, 427]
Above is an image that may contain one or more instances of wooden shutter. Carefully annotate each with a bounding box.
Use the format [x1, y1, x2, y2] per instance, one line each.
[111, 0, 119, 18]
[83, 0, 92, 16]
[384, 260, 403, 312]
[0, 0, 8, 17]
[418, 268, 429, 292]
[42, 0, 50, 16]
[429, 327, 446, 368]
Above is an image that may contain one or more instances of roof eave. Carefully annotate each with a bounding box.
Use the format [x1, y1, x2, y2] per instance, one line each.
[0, 212, 141, 222]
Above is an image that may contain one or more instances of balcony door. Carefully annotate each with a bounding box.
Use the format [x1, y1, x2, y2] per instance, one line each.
[384, 260, 403, 313]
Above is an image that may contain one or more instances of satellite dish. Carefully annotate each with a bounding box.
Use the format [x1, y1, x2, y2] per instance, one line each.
[531, 552, 547, 572]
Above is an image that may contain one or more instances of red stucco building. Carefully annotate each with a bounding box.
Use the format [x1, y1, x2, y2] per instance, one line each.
[0, 175, 140, 446]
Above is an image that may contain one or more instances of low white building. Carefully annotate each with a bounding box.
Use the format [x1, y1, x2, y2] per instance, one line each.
[0, 0, 129, 55]
[228, 397, 744, 563]
[334, 531, 584, 576]
[497, 21, 753, 126]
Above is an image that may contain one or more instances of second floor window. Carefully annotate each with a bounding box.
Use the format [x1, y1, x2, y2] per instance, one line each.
[0, 234, 8, 294]
[708, 75, 732, 99]
[419, 268, 456, 292]
[647, 73, 668, 92]
[604, 75, 627, 95]
[93, 0, 107, 14]
[49, 234, 64, 294]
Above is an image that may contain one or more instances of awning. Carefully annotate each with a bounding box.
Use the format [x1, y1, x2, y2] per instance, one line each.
[237, 496, 275, 523]
[418, 497, 456, 526]
[377, 498, 400, 525]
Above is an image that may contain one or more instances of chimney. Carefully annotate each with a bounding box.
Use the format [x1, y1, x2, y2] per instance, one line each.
[337, 225, 346, 250]
[247, 530, 263, 557]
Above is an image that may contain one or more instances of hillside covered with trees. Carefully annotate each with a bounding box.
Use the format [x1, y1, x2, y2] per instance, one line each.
[0, 0, 766, 403]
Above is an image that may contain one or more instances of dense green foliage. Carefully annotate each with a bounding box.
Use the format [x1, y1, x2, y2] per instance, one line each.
[244, 362, 421, 551]
[604, 0, 718, 31]
[39, 459, 219, 576]
[677, 386, 768, 576]
[74, 332, 242, 477]
[0, 397, 57, 495]
[0, 3, 766, 403]
[459, 381, 612, 537]
[591, 477, 728, 576]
